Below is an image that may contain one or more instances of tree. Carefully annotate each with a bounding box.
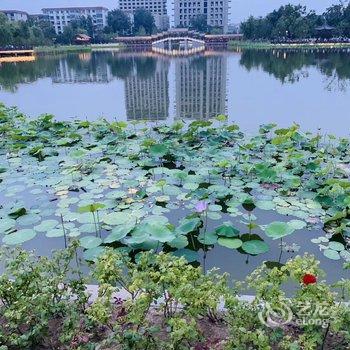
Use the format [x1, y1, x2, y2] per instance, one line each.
[107, 9, 131, 35]
[133, 8, 155, 35]
[240, 4, 325, 40]
[57, 25, 76, 44]
[190, 14, 209, 33]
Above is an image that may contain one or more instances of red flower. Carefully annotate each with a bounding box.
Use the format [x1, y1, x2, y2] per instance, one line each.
[302, 273, 317, 285]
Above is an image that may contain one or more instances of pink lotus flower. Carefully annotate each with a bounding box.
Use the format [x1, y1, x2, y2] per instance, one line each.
[195, 201, 208, 213]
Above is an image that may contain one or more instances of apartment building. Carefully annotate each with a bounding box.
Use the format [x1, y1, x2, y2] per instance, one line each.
[174, 0, 229, 33]
[118, 0, 169, 31]
[1, 10, 28, 22]
[42, 7, 108, 34]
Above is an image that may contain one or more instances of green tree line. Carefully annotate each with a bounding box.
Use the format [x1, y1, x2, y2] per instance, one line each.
[241, 2, 350, 40]
[0, 7, 157, 47]
[0, 13, 56, 46]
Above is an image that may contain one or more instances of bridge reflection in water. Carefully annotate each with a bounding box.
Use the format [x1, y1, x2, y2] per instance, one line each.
[152, 37, 205, 56]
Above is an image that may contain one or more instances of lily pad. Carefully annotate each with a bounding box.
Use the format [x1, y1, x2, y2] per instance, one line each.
[34, 219, 59, 232]
[215, 223, 240, 237]
[102, 212, 131, 226]
[172, 249, 199, 262]
[217, 237, 243, 249]
[168, 236, 188, 249]
[328, 242, 345, 251]
[80, 236, 102, 249]
[242, 240, 269, 255]
[265, 221, 295, 240]
[3, 229, 37, 245]
[323, 249, 341, 260]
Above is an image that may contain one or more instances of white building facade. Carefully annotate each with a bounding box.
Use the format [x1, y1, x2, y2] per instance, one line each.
[42, 7, 108, 34]
[174, 0, 229, 33]
[1, 10, 28, 22]
[118, 0, 169, 31]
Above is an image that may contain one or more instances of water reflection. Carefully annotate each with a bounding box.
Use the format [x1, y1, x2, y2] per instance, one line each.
[53, 53, 114, 84]
[239, 48, 350, 91]
[0, 49, 349, 124]
[125, 57, 169, 121]
[175, 55, 227, 120]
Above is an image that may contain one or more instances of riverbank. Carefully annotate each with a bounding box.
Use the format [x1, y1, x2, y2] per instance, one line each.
[34, 43, 122, 55]
[229, 40, 350, 50]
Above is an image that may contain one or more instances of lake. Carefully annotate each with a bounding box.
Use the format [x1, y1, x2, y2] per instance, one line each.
[0, 48, 349, 135]
[1, 48, 350, 284]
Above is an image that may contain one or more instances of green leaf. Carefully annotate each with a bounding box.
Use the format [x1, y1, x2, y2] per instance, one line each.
[215, 223, 240, 237]
[255, 200, 275, 211]
[150, 144, 167, 157]
[102, 212, 131, 226]
[104, 224, 134, 243]
[83, 246, 105, 262]
[265, 221, 295, 240]
[80, 236, 102, 249]
[176, 218, 201, 235]
[145, 223, 174, 243]
[168, 236, 188, 249]
[0, 218, 16, 233]
[3, 229, 36, 245]
[172, 249, 199, 262]
[323, 249, 341, 260]
[198, 231, 218, 245]
[34, 219, 59, 232]
[78, 203, 106, 213]
[288, 220, 306, 230]
[217, 237, 242, 249]
[328, 242, 345, 252]
[242, 240, 269, 255]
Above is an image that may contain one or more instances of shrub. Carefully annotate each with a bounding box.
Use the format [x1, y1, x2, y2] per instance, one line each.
[0, 246, 349, 349]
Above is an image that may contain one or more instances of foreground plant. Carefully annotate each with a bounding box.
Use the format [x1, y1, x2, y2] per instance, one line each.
[0, 245, 349, 349]
[89, 250, 232, 349]
[226, 254, 350, 350]
[0, 242, 88, 349]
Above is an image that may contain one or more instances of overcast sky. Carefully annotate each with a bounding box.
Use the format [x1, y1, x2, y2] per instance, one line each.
[0, 0, 341, 23]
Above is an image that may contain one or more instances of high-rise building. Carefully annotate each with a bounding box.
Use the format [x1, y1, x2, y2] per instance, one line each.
[42, 7, 108, 34]
[124, 57, 170, 121]
[118, 0, 169, 31]
[175, 55, 227, 120]
[174, 0, 229, 33]
[1, 10, 28, 22]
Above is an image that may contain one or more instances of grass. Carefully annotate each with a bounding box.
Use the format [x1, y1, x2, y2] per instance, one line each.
[229, 40, 350, 50]
[34, 43, 121, 55]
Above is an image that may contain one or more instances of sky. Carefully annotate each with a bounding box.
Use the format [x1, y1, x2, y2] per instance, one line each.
[0, 0, 341, 23]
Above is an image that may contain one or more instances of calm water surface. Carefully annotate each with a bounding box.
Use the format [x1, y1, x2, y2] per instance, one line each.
[1, 49, 350, 282]
[0, 48, 349, 135]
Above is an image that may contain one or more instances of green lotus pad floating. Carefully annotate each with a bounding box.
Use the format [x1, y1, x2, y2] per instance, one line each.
[80, 236, 103, 249]
[0, 105, 350, 264]
[265, 221, 295, 239]
[242, 240, 269, 255]
[215, 223, 240, 237]
[217, 237, 243, 249]
[3, 229, 37, 245]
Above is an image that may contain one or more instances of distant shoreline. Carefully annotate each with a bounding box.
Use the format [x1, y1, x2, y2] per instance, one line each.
[34, 43, 122, 55]
[229, 41, 350, 50]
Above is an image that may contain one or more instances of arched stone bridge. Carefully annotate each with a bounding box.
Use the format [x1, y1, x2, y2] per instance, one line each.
[114, 29, 242, 54]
